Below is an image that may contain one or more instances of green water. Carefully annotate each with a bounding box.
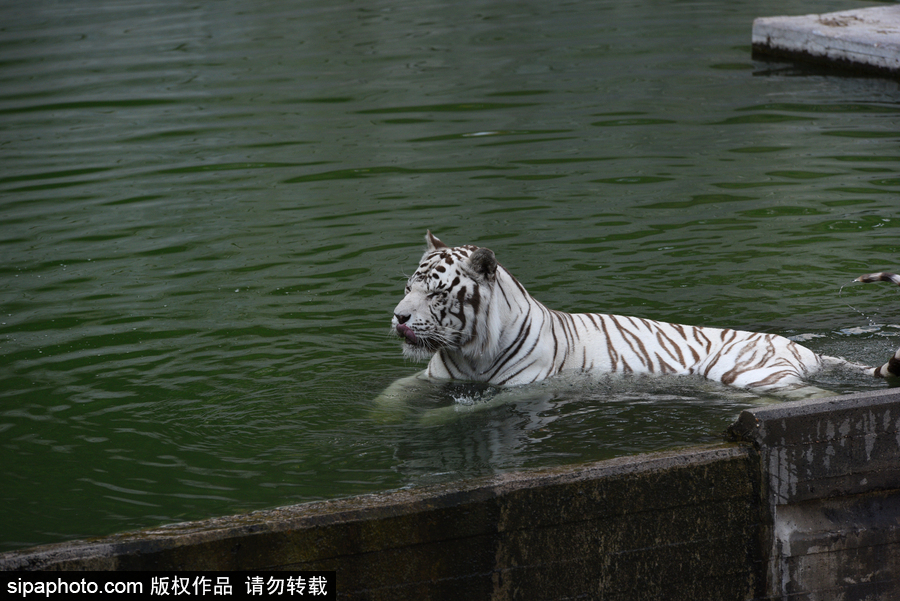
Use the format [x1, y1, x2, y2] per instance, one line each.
[3, 0, 900, 551]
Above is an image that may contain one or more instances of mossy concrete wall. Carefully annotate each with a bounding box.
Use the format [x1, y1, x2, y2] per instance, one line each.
[3, 388, 900, 600]
[0, 447, 763, 600]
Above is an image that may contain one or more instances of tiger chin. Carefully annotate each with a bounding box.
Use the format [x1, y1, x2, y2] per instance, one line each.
[380, 231, 900, 408]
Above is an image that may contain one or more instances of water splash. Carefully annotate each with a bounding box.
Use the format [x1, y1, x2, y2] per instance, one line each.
[839, 278, 880, 328]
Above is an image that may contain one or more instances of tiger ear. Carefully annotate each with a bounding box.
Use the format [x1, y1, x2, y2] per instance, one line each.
[468, 247, 497, 281]
[426, 230, 448, 251]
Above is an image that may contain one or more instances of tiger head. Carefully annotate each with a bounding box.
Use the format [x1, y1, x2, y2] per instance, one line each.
[392, 231, 500, 362]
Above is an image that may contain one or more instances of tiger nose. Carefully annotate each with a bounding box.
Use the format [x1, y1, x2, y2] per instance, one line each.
[395, 313, 410, 325]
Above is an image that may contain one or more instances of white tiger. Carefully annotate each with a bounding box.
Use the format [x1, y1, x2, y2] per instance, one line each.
[386, 231, 900, 397]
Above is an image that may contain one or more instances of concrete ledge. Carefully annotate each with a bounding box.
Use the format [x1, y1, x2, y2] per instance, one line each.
[752, 6, 900, 76]
[4, 388, 900, 600]
[729, 388, 900, 599]
[1, 446, 763, 600]
[729, 388, 900, 504]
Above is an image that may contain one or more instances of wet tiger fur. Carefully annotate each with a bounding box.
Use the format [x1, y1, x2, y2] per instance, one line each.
[389, 231, 900, 393]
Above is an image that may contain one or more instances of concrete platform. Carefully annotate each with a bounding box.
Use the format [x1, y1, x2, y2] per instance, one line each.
[752, 6, 900, 76]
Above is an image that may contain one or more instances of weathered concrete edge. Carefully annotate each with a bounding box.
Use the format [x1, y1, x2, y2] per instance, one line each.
[729, 389, 900, 598]
[728, 387, 900, 506]
[729, 387, 900, 439]
[0, 444, 747, 572]
[752, 6, 900, 77]
[728, 388, 900, 501]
